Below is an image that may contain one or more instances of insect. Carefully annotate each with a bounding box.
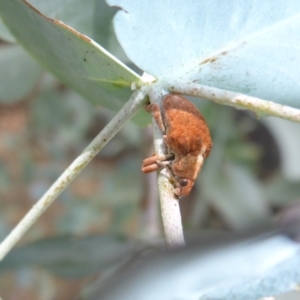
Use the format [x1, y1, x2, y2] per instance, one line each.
[141, 94, 212, 198]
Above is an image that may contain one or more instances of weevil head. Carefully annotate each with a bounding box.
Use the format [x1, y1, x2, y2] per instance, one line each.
[174, 178, 195, 198]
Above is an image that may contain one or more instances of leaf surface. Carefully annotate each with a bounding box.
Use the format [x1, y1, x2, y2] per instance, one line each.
[108, 0, 300, 107]
[0, 234, 136, 278]
[202, 164, 270, 230]
[0, 45, 42, 103]
[0, 17, 15, 42]
[0, 0, 147, 124]
[27, 0, 121, 56]
[263, 117, 300, 180]
[94, 230, 300, 300]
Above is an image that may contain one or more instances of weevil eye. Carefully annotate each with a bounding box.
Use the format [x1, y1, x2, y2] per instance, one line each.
[179, 179, 188, 187]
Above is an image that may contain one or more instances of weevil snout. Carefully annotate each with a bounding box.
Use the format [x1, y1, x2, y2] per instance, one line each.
[174, 178, 195, 198]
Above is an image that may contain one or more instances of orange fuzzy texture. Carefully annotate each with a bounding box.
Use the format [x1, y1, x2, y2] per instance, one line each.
[142, 94, 212, 197]
[163, 95, 212, 158]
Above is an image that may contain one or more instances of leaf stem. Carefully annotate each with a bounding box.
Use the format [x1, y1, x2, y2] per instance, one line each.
[148, 84, 185, 248]
[166, 80, 300, 123]
[0, 89, 148, 261]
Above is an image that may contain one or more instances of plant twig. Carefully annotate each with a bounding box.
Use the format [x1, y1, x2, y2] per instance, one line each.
[148, 83, 185, 248]
[0, 89, 148, 261]
[140, 127, 160, 239]
[166, 80, 300, 123]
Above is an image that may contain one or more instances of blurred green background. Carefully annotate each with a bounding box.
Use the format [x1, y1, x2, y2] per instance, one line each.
[1, 1, 300, 299]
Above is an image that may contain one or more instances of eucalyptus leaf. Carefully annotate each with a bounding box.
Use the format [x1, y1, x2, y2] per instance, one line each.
[93, 229, 300, 300]
[27, 0, 124, 58]
[0, 234, 136, 278]
[96, 156, 142, 206]
[109, 0, 300, 108]
[276, 291, 300, 300]
[0, 45, 42, 103]
[0, 0, 148, 125]
[201, 164, 270, 230]
[263, 117, 300, 180]
[265, 174, 300, 206]
[27, 0, 107, 41]
[0, 17, 15, 42]
[32, 88, 95, 149]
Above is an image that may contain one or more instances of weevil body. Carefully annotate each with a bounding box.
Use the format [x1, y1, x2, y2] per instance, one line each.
[142, 94, 212, 198]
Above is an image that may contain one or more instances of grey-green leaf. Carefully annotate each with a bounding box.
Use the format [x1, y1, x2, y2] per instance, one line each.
[27, 0, 122, 58]
[0, 45, 42, 103]
[0, 0, 148, 124]
[263, 117, 300, 180]
[94, 231, 300, 300]
[0, 234, 136, 278]
[202, 164, 270, 230]
[109, 0, 300, 108]
[0, 17, 15, 42]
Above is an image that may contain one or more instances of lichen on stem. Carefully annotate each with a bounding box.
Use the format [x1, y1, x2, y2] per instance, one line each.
[166, 79, 300, 123]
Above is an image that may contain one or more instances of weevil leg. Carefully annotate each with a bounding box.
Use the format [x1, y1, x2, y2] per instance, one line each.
[145, 104, 165, 133]
[141, 153, 174, 173]
[141, 163, 159, 173]
[156, 160, 172, 168]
